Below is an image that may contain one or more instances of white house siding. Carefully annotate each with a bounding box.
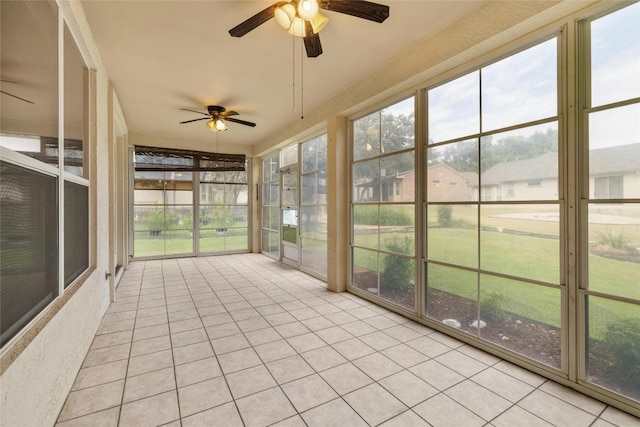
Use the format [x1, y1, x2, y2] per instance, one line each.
[588, 174, 640, 199]
[500, 177, 558, 201]
[135, 189, 193, 205]
[624, 174, 640, 199]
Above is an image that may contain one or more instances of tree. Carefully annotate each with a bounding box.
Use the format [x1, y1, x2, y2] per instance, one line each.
[428, 127, 558, 173]
[353, 111, 416, 199]
[201, 170, 248, 205]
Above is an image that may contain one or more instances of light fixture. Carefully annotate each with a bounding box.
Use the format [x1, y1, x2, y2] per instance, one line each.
[275, 2, 296, 30]
[206, 119, 227, 132]
[276, 0, 327, 37]
[297, 0, 319, 20]
[309, 11, 329, 33]
[287, 16, 306, 37]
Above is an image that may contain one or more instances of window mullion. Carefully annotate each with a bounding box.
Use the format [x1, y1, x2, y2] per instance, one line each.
[58, 13, 65, 297]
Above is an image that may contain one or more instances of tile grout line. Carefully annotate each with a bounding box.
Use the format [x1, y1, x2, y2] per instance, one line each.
[58, 254, 632, 427]
[118, 258, 145, 427]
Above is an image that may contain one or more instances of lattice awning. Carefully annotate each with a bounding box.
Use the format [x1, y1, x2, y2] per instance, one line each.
[134, 146, 246, 172]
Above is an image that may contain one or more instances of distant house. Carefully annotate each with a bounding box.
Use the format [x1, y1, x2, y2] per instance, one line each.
[427, 163, 477, 202]
[354, 169, 416, 202]
[354, 163, 475, 202]
[480, 151, 558, 201]
[478, 144, 640, 201]
[589, 143, 640, 199]
[354, 144, 639, 203]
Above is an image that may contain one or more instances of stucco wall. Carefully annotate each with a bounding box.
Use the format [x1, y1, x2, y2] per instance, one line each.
[0, 1, 119, 426]
[0, 273, 110, 426]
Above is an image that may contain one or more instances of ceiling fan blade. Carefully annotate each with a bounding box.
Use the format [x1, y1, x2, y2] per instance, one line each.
[180, 108, 209, 116]
[180, 117, 210, 124]
[0, 90, 35, 104]
[304, 21, 323, 58]
[229, 3, 281, 37]
[221, 110, 239, 117]
[225, 117, 256, 127]
[318, 0, 389, 23]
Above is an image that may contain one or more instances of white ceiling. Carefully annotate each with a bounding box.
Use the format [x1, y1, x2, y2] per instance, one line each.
[81, 1, 487, 150]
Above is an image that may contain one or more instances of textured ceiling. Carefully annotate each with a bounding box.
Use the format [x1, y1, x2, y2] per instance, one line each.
[80, 1, 485, 150]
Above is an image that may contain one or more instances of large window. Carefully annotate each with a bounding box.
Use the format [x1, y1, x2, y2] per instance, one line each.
[63, 21, 89, 288]
[0, 1, 89, 348]
[300, 134, 328, 277]
[351, 97, 416, 311]
[582, 2, 640, 403]
[346, 4, 640, 409]
[0, 160, 59, 347]
[132, 147, 249, 258]
[425, 37, 561, 369]
[199, 170, 249, 253]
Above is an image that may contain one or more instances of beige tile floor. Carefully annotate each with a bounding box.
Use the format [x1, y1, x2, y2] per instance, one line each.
[55, 254, 640, 427]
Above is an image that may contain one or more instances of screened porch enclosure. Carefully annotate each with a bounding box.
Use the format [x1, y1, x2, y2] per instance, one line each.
[132, 147, 249, 258]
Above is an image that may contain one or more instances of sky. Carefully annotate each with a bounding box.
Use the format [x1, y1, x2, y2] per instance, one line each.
[424, 2, 639, 151]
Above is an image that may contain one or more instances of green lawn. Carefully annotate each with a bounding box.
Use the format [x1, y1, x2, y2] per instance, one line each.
[353, 226, 639, 337]
[134, 229, 248, 257]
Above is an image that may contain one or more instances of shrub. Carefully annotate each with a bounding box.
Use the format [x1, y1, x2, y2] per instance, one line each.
[205, 207, 236, 229]
[353, 206, 378, 225]
[481, 291, 508, 323]
[437, 205, 453, 227]
[380, 207, 413, 226]
[381, 236, 414, 293]
[146, 209, 166, 232]
[596, 229, 629, 249]
[602, 317, 640, 391]
[354, 206, 413, 226]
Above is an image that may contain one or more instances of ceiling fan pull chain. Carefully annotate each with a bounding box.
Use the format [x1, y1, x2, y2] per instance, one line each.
[301, 37, 304, 120]
[292, 32, 296, 112]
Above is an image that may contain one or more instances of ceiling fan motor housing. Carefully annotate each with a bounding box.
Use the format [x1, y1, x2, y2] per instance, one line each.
[207, 105, 225, 115]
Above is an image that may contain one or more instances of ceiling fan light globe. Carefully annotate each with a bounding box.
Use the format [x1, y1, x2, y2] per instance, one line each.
[297, 0, 319, 20]
[287, 16, 306, 37]
[310, 11, 328, 33]
[206, 119, 227, 132]
[275, 3, 296, 30]
[215, 119, 227, 131]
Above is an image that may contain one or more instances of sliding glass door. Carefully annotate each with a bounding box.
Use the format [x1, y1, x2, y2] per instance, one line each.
[260, 135, 328, 278]
[133, 171, 194, 258]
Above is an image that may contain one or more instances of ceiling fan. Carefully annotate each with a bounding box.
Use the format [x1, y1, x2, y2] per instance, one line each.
[180, 105, 256, 132]
[1, 79, 35, 104]
[229, 0, 390, 58]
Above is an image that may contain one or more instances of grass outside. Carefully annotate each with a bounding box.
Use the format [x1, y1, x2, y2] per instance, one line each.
[134, 229, 248, 257]
[353, 225, 639, 337]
